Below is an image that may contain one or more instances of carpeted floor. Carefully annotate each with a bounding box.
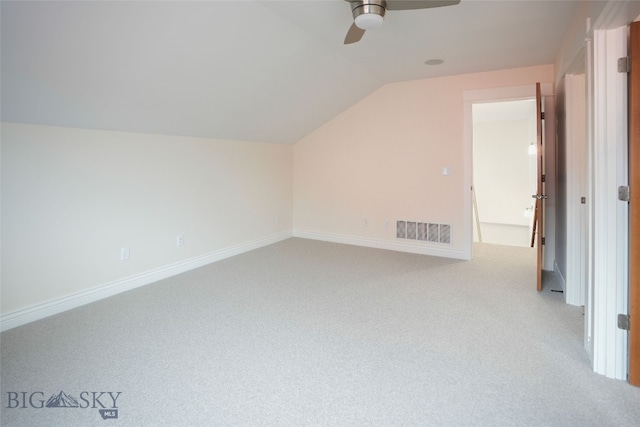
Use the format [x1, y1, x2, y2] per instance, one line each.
[1, 238, 639, 426]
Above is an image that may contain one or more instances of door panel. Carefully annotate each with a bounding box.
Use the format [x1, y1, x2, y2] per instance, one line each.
[535, 82, 544, 292]
[628, 21, 640, 387]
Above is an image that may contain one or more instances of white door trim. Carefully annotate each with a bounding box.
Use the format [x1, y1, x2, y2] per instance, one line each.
[589, 26, 629, 380]
[564, 72, 588, 307]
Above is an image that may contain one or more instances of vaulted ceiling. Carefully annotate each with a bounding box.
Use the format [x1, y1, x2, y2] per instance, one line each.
[1, 0, 587, 144]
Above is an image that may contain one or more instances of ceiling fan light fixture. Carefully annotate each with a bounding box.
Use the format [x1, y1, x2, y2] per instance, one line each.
[354, 13, 384, 30]
[343, 0, 460, 45]
[351, 1, 386, 30]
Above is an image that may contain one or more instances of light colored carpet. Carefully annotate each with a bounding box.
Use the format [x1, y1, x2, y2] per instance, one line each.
[1, 238, 639, 426]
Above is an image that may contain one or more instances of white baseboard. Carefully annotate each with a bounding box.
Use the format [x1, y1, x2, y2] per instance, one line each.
[1, 231, 292, 332]
[293, 230, 468, 260]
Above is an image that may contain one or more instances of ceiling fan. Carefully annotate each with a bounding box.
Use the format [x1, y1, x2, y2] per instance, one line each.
[343, 0, 461, 44]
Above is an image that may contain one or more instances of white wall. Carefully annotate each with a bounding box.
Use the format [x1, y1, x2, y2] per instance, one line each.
[1, 123, 292, 322]
[293, 65, 555, 258]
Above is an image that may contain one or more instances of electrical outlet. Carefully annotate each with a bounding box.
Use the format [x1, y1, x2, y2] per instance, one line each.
[275, 215, 280, 224]
[363, 218, 369, 227]
[177, 234, 184, 247]
[121, 246, 130, 261]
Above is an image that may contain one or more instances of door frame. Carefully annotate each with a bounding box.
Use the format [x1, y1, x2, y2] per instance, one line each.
[564, 69, 588, 308]
[588, 26, 629, 380]
[463, 84, 555, 268]
[627, 20, 639, 386]
[535, 82, 545, 291]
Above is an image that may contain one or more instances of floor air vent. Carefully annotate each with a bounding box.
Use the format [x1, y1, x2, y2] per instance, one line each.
[397, 220, 451, 244]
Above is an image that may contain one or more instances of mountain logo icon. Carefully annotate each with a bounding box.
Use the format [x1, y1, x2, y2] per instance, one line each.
[45, 391, 79, 408]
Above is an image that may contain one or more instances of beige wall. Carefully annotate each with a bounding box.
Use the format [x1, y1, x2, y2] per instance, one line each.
[1, 123, 292, 315]
[293, 65, 554, 256]
[1, 64, 554, 323]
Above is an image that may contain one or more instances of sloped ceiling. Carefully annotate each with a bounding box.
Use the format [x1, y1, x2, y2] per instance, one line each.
[1, 0, 586, 144]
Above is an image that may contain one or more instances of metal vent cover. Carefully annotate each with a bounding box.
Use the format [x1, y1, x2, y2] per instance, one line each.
[396, 220, 407, 239]
[440, 224, 451, 244]
[417, 222, 428, 241]
[396, 220, 452, 245]
[407, 221, 417, 240]
[427, 223, 439, 242]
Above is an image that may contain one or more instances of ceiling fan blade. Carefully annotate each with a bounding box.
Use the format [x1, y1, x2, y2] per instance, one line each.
[344, 22, 366, 44]
[386, 0, 460, 11]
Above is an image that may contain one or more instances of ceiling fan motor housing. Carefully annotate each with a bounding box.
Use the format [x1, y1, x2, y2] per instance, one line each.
[351, 0, 387, 30]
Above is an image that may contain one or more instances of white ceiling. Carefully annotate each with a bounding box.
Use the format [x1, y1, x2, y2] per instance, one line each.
[1, 0, 588, 144]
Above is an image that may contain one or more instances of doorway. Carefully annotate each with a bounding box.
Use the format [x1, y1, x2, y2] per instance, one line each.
[472, 99, 538, 248]
[462, 83, 555, 267]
